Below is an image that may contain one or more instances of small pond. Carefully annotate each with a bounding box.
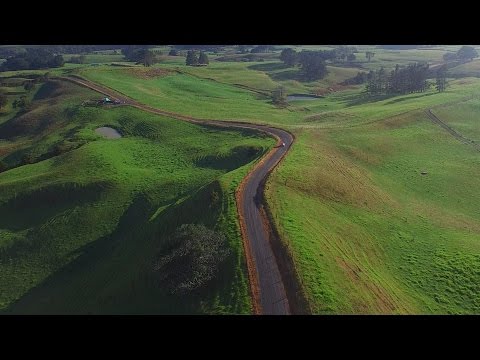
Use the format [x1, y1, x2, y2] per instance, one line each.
[95, 127, 122, 139]
[287, 94, 324, 101]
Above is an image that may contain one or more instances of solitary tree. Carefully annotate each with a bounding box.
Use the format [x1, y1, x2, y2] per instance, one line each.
[186, 50, 199, 66]
[272, 86, 287, 106]
[198, 51, 209, 65]
[435, 65, 447, 92]
[456, 46, 479, 62]
[280, 48, 297, 67]
[366, 51, 375, 62]
[143, 50, 154, 67]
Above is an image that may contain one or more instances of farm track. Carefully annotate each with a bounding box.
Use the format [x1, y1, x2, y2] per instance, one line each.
[60, 75, 306, 315]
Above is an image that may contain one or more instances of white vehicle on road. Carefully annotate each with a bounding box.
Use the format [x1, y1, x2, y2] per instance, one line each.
[281, 142, 286, 147]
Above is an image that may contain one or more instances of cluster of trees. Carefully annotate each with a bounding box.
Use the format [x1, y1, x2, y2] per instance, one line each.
[12, 96, 30, 110]
[298, 51, 328, 80]
[365, 63, 431, 95]
[364, 62, 447, 94]
[121, 47, 156, 66]
[0, 45, 119, 60]
[280, 49, 329, 80]
[365, 51, 375, 62]
[68, 55, 86, 64]
[334, 46, 358, 62]
[280, 48, 297, 66]
[280, 47, 357, 68]
[1, 48, 64, 72]
[185, 50, 209, 66]
[443, 46, 479, 63]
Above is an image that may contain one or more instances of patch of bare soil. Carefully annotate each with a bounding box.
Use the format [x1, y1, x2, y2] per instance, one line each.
[122, 67, 172, 79]
[314, 84, 356, 96]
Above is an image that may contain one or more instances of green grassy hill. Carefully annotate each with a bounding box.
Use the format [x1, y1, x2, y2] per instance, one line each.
[266, 110, 480, 313]
[72, 52, 480, 314]
[2, 45, 480, 314]
[0, 78, 274, 314]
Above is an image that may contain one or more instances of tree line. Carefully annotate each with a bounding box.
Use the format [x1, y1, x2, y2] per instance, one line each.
[0, 45, 119, 60]
[1, 48, 64, 72]
[363, 62, 447, 95]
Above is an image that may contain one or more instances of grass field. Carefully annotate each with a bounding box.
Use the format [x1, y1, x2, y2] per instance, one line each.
[266, 110, 480, 313]
[431, 98, 480, 142]
[0, 78, 274, 313]
[74, 53, 480, 313]
[2, 45, 480, 314]
[77, 65, 303, 124]
[448, 59, 480, 78]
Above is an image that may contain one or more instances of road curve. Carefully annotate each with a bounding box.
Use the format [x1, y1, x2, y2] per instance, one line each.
[61, 75, 295, 315]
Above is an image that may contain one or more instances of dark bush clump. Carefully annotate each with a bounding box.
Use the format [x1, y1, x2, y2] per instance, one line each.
[153, 224, 231, 295]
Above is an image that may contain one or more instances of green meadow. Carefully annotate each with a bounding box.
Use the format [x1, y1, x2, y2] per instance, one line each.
[2, 45, 480, 314]
[266, 110, 480, 313]
[0, 78, 274, 313]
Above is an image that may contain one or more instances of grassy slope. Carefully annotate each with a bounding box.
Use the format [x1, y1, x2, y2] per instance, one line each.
[78, 66, 298, 124]
[266, 111, 480, 313]
[448, 59, 480, 78]
[76, 58, 480, 313]
[10, 49, 479, 314]
[0, 79, 274, 313]
[178, 61, 360, 94]
[432, 98, 480, 142]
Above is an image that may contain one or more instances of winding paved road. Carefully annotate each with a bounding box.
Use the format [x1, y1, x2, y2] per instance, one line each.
[61, 76, 294, 315]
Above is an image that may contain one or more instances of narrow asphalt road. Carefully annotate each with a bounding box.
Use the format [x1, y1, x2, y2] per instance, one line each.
[61, 75, 294, 315]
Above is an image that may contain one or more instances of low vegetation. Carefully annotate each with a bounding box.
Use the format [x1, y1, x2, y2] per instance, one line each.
[0, 77, 274, 314]
[153, 224, 231, 295]
[2, 44, 480, 314]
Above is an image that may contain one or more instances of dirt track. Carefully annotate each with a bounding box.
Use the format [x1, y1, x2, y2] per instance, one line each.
[61, 75, 297, 315]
